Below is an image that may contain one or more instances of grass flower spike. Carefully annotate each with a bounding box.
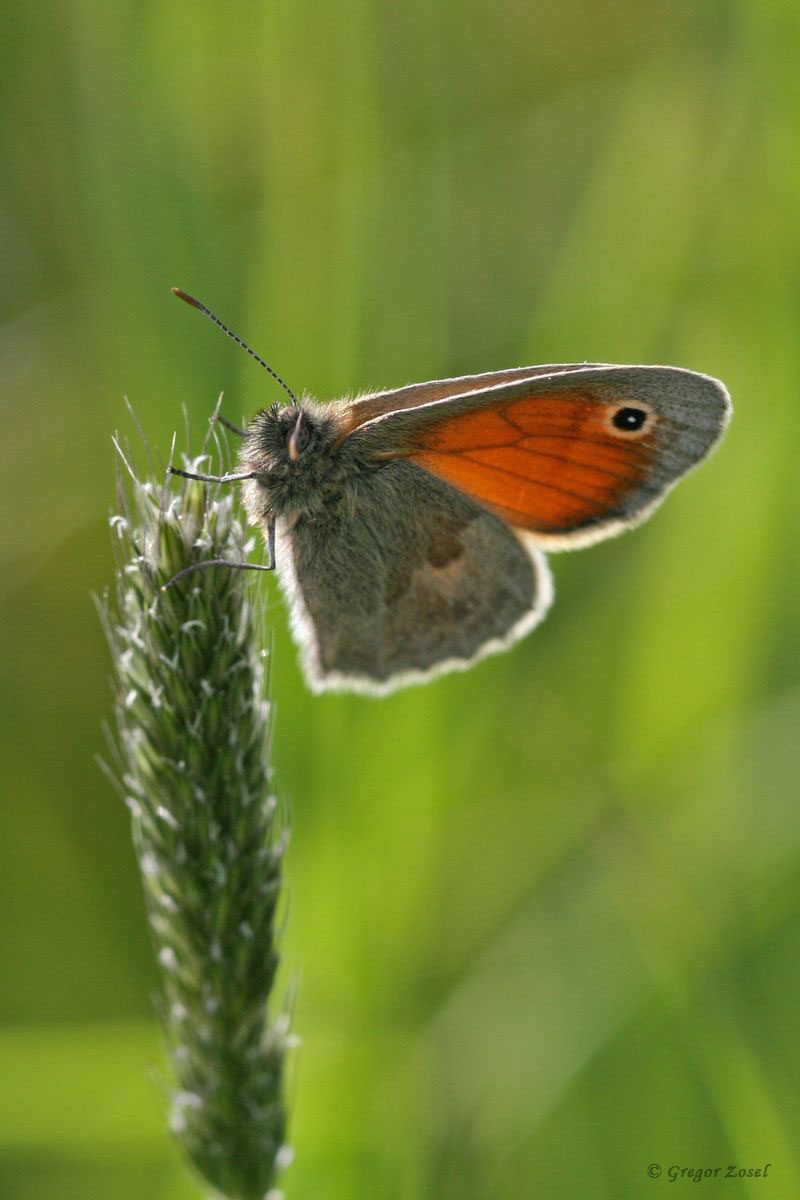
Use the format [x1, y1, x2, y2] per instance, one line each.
[103, 433, 290, 1200]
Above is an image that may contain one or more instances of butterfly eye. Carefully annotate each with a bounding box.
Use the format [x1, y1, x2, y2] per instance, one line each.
[287, 413, 311, 462]
[610, 405, 652, 434]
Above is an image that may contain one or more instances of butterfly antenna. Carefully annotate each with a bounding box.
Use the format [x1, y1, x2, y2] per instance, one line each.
[172, 287, 299, 406]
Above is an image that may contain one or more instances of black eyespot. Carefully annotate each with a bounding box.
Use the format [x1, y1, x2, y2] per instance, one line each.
[612, 406, 648, 432]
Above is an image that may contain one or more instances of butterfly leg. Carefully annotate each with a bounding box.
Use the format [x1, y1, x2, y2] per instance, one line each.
[160, 518, 276, 590]
[267, 516, 276, 569]
[161, 557, 275, 591]
[212, 413, 247, 437]
[168, 465, 259, 484]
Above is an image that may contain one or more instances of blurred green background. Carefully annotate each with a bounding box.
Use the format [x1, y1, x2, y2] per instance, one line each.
[2, 1, 799, 1197]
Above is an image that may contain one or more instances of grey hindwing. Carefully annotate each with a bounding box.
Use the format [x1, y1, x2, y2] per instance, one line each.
[283, 460, 544, 690]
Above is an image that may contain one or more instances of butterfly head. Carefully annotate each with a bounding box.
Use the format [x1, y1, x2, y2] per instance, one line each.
[242, 404, 318, 465]
[239, 403, 345, 517]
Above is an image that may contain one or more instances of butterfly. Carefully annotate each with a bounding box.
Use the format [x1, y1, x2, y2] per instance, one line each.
[169, 289, 731, 695]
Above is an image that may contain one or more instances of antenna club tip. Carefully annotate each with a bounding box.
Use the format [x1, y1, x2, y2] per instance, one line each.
[172, 287, 202, 309]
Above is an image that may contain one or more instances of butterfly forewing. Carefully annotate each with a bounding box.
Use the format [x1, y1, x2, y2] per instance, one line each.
[411, 395, 653, 533]
[347, 366, 730, 544]
[333, 362, 605, 444]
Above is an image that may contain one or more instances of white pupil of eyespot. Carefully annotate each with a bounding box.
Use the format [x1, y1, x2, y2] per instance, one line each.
[612, 407, 648, 431]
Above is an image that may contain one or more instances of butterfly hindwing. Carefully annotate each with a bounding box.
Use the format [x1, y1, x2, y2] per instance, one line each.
[276, 459, 552, 694]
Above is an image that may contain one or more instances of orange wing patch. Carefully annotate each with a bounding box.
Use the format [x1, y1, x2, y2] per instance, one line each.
[408, 393, 657, 533]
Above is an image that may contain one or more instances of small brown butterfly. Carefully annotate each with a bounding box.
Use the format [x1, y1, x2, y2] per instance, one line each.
[169, 289, 731, 695]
